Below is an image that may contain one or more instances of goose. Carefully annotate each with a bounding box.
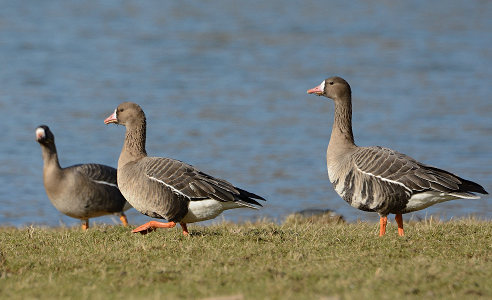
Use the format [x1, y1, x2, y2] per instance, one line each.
[103, 102, 265, 235]
[306, 77, 488, 236]
[36, 125, 131, 230]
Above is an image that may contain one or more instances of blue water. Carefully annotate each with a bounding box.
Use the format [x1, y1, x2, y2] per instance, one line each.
[0, 0, 490, 227]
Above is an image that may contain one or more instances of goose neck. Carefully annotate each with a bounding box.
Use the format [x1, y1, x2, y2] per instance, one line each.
[328, 98, 356, 153]
[119, 120, 147, 167]
[40, 144, 61, 171]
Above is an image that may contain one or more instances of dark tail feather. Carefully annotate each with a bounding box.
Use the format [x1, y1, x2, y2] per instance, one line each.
[458, 178, 488, 195]
[426, 165, 488, 195]
[236, 188, 266, 207]
[238, 188, 266, 200]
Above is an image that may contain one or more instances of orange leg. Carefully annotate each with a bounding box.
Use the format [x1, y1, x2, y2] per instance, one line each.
[119, 214, 128, 227]
[379, 216, 387, 236]
[180, 223, 189, 236]
[395, 214, 404, 236]
[132, 221, 176, 235]
[81, 219, 89, 231]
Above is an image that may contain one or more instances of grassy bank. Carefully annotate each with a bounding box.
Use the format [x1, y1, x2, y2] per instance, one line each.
[0, 217, 491, 299]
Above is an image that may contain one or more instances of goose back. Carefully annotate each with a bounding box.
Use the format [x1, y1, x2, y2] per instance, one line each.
[44, 163, 128, 218]
[329, 146, 487, 216]
[118, 156, 264, 223]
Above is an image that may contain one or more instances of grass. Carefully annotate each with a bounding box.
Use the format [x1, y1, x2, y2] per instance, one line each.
[0, 217, 491, 300]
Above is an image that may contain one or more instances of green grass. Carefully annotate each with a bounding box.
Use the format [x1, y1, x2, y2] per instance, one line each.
[0, 217, 491, 300]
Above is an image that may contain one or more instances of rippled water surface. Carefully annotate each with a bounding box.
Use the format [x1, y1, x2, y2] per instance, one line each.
[0, 0, 490, 227]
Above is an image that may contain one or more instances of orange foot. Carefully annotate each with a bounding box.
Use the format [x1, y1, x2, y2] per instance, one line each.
[81, 219, 89, 231]
[379, 216, 388, 236]
[132, 221, 177, 235]
[395, 214, 405, 236]
[120, 214, 128, 227]
[180, 223, 189, 236]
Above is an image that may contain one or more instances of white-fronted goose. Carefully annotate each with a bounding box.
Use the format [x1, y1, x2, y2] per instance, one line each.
[103, 102, 265, 235]
[307, 77, 488, 236]
[36, 125, 131, 230]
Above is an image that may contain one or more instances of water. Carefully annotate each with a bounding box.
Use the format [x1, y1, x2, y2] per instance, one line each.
[0, 0, 490, 227]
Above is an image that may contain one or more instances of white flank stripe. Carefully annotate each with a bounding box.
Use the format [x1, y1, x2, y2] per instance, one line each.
[355, 166, 413, 192]
[92, 180, 118, 188]
[148, 175, 189, 198]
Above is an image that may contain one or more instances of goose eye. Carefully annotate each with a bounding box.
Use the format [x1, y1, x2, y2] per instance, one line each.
[329, 81, 334, 85]
[119, 108, 124, 112]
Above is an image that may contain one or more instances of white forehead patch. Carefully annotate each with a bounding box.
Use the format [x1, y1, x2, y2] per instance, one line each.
[320, 80, 326, 92]
[36, 128, 45, 139]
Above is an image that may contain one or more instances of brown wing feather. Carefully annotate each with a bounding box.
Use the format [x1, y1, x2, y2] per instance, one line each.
[144, 157, 265, 206]
[353, 146, 487, 195]
[73, 163, 118, 185]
